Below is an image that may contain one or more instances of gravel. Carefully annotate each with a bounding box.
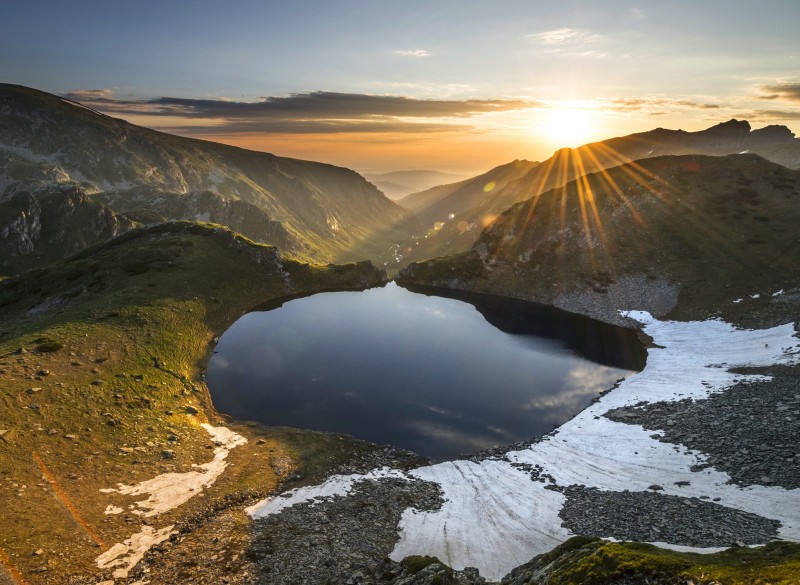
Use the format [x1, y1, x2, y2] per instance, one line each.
[605, 363, 800, 489]
[559, 486, 781, 547]
[248, 476, 445, 584]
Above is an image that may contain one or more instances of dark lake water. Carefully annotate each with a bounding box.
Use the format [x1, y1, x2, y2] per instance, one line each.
[208, 283, 645, 460]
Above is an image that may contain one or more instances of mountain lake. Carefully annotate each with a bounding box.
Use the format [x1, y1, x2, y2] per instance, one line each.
[208, 282, 646, 460]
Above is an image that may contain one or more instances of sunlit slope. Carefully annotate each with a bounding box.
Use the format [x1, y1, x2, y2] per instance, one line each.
[398, 153, 800, 327]
[0, 84, 418, 264]
[405, 120, 799, 264]
[0, 221, 387, 583]
[398, 159, 539, 227]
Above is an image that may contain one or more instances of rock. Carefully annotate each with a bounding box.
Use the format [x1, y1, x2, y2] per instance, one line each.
[185, 405, 199, 415]
[161, 449, 175, 459]
[647, 484, 664, 491]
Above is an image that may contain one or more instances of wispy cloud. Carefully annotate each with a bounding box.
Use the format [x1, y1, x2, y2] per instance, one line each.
[395, 49, 430, 57]
[607, 96, 721, 113]
[62, 90, 541, 135]
[527, 28, 600, 46]
[64, 88, 113, 100]
[759, 82, 800, 102]
[742, 109, 800, 121]
[629, 7, 646, 20]
[526, 28, 608, 58]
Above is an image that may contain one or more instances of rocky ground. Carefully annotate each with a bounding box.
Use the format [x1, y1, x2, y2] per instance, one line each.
[559, 487, 781, 547]
[605, 363, 800, 490]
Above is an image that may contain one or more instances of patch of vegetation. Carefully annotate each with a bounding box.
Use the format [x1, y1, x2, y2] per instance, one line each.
[403, 555, 445, 575]
[522, 537, 800, 585]
[34, 338, 64, 352]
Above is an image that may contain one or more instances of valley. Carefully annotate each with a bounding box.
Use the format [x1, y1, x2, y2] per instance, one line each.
[1, 84, 799, 584]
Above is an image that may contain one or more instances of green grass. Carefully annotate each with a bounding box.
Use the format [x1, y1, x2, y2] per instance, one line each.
[526, 537, 800, 585]
[0, 221, 387, 583]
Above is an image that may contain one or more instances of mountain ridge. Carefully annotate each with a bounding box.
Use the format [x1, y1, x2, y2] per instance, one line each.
[0, 83, 418, 265]
[402, 119, 799, 265]
[398, 152, 800, 328]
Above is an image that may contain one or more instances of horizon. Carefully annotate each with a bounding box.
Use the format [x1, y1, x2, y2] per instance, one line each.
[3, 0, 799, 175]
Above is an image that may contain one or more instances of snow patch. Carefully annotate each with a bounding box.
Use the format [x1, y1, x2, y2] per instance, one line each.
[96, 525, 175, 579]
[97, 424, 245, 579]
[246, 467, 407, 518]
[100, 424, 246, 516]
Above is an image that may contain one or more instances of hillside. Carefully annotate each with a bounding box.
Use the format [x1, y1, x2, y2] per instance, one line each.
[0, 185, 138, 274]
[398, 153, 800, 327]
[398, 159, 539, 227]
[0, 221, 392, 583]
[0, 84, 418, 265]
[404, 120, 799, 264]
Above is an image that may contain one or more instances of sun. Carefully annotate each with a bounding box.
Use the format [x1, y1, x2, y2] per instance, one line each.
[540, 106, 596, 148]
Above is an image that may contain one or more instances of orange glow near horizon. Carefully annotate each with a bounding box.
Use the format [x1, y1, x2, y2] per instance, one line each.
[186, 130, 546, 175]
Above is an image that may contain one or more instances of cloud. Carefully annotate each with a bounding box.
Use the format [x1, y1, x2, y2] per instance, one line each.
[629, 7, 647, 20]
[608, 97, 721, 112]
[63, 90, 541, 135]
[395, 49, 430, 57]
[63, 88, 113, 100]
[527, 28, 600, 46]
[759, 83, 800, 102]
[742, 109, 800, 121]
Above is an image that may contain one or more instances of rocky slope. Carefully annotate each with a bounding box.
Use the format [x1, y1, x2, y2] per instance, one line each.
[0, 84, 418, 265]
[398, 153, 800, 327]
[0, 184, 137, 274]
[404, 120, 800, 264]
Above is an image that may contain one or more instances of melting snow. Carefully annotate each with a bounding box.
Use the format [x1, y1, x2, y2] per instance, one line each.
[247, 467, 407, 518]
[97, 424, 246, 579]
[96, 525, 175, 579]
[101, 424, 246, 517]
[246, 310, 800, 581]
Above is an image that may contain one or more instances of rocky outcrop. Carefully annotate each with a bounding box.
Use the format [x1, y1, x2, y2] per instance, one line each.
[0, 185, 136, 273]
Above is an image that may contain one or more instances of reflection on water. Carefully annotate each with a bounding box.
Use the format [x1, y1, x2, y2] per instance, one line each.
[208, 283, 643, 460]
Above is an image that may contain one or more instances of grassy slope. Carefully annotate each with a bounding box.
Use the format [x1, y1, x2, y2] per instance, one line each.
[504, 537, 800, 585]
[0, 222, 386, 583]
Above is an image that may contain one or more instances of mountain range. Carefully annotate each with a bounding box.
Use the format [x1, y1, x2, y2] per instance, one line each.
[363, 169, 465, 200]
[2, 83, 800, 584]
[401, 119, 800, 264]
[0, 83, 417, 268]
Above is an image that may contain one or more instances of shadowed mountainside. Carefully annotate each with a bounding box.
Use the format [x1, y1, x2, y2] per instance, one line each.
[0, 84, 419, 265]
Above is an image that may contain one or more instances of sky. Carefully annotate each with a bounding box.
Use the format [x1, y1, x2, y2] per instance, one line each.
[2, 0, 799, 174]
